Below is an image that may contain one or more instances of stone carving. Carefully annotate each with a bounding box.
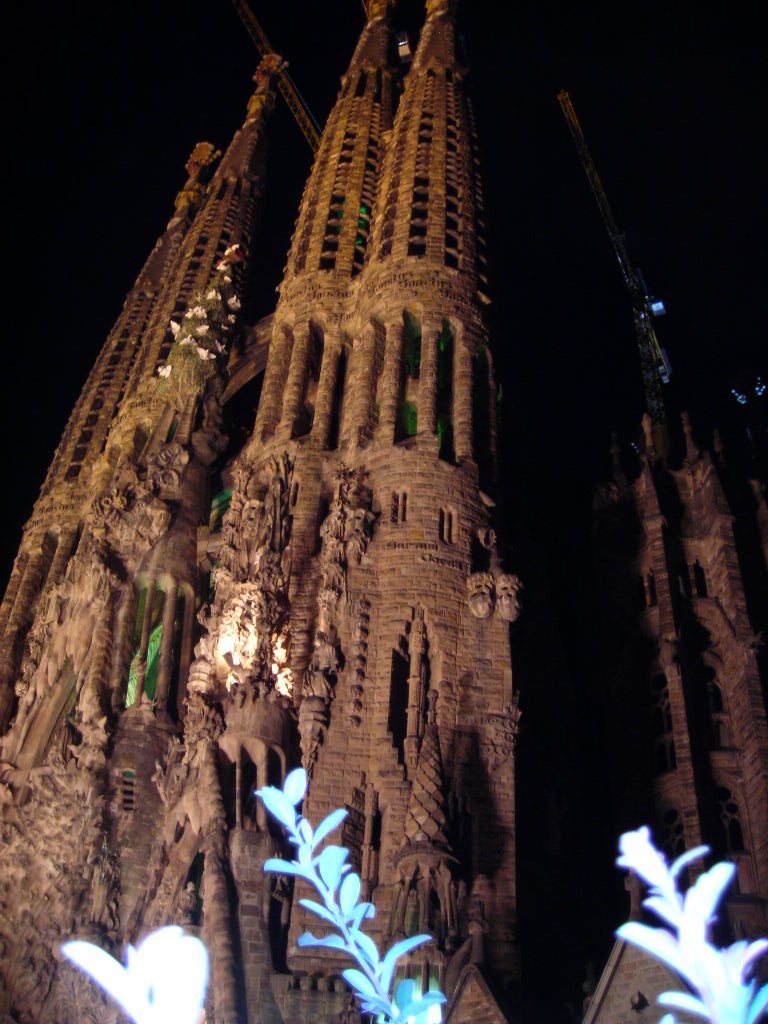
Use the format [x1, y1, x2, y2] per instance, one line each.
[89, 461, 172, 572]
[5, 537, 119, 760]
[346, 598, 370, 727]
[0, 739, 112, 1020]
[191, 393, 229, 465]
[147, 440, 190, 493]
[483, 697, 522, 772]
[173, 880, 198, 925]
[467, 571, 495, 618]
[496, 573, 523, 622]
[188, 453, 293, 704]
[173, 141, 222, 218]
[299, 467, 374, 776]
[89, 834, 120, 932]
[246, 54, 288, 123]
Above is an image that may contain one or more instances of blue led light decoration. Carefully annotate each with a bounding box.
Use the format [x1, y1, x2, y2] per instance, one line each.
[257, 768, 446, 1023]
[615, 827, 767, 1024]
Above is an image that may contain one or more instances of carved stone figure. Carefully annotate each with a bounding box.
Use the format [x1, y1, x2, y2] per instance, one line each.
[496, 573, 523, 622]
[147, 441, 190, 492]
[467, 571, 495, 618]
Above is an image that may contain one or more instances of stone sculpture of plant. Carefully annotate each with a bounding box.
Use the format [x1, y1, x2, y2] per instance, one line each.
[615, 826, 767, 1024]
[258, 767, 446, 1023]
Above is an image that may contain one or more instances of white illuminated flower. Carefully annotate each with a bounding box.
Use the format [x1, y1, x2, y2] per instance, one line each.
[185, 305, 206, 319]
[616, 827, 768, 1024]
[196, 346, 216, 361]
[205, 289, 221, 302]
[169, 320, 181, 336]
[62, 926, 208, 1024]
[195, 324, 210, 335]
[227, 295, 241, 311]
[178, 337, 195, 347]
[157, 365, 172, 378]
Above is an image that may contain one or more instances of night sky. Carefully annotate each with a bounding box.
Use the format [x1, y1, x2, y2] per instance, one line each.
[4, 0, 767, 1013]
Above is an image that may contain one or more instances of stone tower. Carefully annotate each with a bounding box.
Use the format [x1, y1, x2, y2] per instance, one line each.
[583, 412, 768, 1020]
[0, 4, 521, 1022]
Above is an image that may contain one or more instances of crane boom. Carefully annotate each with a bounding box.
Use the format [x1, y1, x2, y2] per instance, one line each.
[231, 0, 321, 153]
[557, 90, 670, 424]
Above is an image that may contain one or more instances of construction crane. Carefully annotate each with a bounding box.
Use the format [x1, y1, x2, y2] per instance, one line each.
[231, 0, 321, 153]
[557, 90, 671, 425]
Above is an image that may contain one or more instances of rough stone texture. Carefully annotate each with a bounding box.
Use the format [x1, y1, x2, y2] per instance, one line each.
[0, 4, 765, 1024]
[592, 413, 768, 949]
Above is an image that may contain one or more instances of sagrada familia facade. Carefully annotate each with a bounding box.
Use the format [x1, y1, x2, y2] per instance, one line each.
[0, 1, 765, 1022]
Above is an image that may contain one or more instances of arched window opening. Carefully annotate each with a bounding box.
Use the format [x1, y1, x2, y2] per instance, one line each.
[293, 330, 323, 438]
[121, 769, 136, 813]
[388, 643, 409, 764]
[678, 564, 692, 598]
[693, 560, 708, 597]
[650, 672, 676, 775]
[209, 489, 233, 534]
[715, 786, 745, 853]
[223, 367, 264, 450]
[396, 317, 418, 440]
[126, 586, 165, 706]
[439, 508, 454, 544]
[437, 322, 454, 461]
[706, 676, 729, 748]
[126, 584, 185, 712]
[391, 491, 407, 524]
[241, 750, 259, 829]
[472, 347, 493, 487]
[397, 400, 418, 440]
[658, 807, 685, 861]
[218, 750, 237, 830]
[327, 347, 348, 450]
[181, 854, 204, 927]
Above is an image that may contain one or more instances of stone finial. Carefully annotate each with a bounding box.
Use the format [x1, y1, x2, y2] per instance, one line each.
[641, 413, 656, 461]
[366, 0, 391, 18]
[713, 429, 725, 465]
[681, 411, 700, 462]
[402, 692, 451, 849]
[245, 54, 287, 123]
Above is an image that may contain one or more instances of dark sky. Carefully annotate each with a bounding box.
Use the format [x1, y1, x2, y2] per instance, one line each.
[3, 0, 767, 1009]
[5, 0, 766, 583]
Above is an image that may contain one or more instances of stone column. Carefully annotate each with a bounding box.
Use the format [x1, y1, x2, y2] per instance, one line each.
[110, 583, 138, 711]
[0, 554, 28, 638]
[201, 745, 240, 1024]
[310, 339, 341, 449]
[45, 527, 77, 596]
[404, 611, 426, 772]
[255, 323, 293, 440]
[376, 319, 403, 446]
[418, 320, 439, 438]
[154, 581, 178, 710]
[132, 579, 156, 705]
[454, 337, 473, 462]
[256, 745, 269, 832]
[361, 782, 379, 900]
[0, 546, 50, 711]
[276, 324, 312, 442]
[346, 326, 376, 446]
[176, 589, 195, 720]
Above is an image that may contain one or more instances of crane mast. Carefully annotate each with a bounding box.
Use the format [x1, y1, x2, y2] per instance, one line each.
[557, 90, 670, 425]
[231, 0, 321, 153]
